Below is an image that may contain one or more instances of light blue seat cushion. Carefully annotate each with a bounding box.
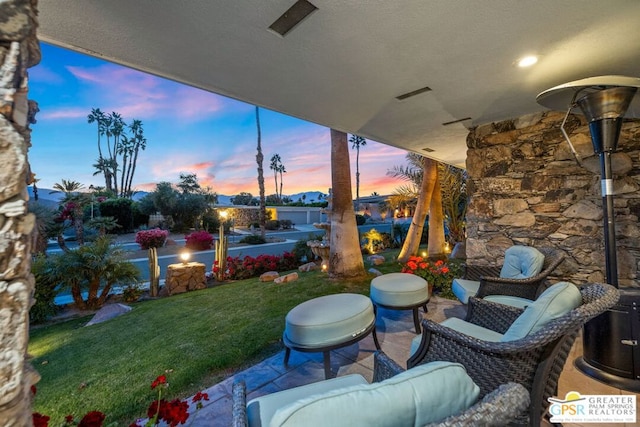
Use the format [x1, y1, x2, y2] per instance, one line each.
[247, 374, 368, 427]
[370, 273, 430, 307]
[284, 293, 374, 348]
[500, 246, 545, 279]
[452, 278, 480, 304]
[409, 318, 503, 356]
[270, 361, 480, 427]
[484, 294, 533, 309]
[501, 282, 582, 342]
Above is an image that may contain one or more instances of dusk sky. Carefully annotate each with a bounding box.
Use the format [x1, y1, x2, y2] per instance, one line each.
[28, 43, 411, 198]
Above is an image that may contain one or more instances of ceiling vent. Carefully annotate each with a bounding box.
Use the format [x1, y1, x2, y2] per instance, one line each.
[422, 147, 435, 152]
[396, 86, 432, 101]
[442, 117, 472, 126]
[269, 0, 318, 37]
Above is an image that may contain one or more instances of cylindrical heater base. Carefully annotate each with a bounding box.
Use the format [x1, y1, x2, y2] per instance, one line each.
[576, 288, 640, 392]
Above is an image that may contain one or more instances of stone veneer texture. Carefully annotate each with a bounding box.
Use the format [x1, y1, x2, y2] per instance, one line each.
[0, 0, 41, 425]
[466, 111, 640, 287]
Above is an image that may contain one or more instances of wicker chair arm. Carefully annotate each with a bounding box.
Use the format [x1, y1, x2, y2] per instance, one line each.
[425, 382, 530, 427]
[373, 350, 405, 382]
[463, 264, 501, 281]
[418, 317, 559, 354]
[465, 297, 524, 334]
[231, 381, 248, 427]
[476, 277, 543, 300]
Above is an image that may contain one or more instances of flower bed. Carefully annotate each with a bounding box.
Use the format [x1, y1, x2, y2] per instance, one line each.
[401, 256, 463, 299]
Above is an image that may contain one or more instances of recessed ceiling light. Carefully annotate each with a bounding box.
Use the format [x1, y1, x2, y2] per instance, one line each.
[517, 55, 538, 67]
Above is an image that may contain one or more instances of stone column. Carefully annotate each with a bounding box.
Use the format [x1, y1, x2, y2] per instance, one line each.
[0, 1, 41, 425]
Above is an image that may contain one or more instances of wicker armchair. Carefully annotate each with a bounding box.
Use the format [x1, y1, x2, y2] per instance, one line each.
[232, 357, 530, 427]
[405, 282, 619, 427]
[461, 247, 565, 303]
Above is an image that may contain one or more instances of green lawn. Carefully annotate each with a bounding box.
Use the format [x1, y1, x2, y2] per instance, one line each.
[29, 256, 402, 425]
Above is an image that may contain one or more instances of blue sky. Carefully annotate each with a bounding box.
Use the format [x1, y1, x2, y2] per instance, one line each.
[28, 43, 410, 197]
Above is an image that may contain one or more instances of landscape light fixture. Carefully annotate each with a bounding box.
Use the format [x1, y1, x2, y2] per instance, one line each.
[537, 75, 640, 286]
[537, 75, 640, 392]
[180, 251, 190, 264]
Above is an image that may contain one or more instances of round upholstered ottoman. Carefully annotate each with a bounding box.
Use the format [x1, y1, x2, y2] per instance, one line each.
[370, 272, 430, 333]
[283, 293, 380, 378]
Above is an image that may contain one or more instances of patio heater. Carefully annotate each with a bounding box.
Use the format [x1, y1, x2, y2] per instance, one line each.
[537, 75, 640, 391]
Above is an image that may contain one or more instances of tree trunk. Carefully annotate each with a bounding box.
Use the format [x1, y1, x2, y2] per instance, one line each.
[329, 129, 365, 278]
[398, 157, 438, 263]
[428, 169, 446, 258]
[71, 284, 87, 310]
[255, 107, 266, 238]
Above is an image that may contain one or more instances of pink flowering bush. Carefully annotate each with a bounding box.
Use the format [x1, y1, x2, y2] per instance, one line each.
[184, 231, 214, 251]
[135, 229, 169, 250]
[214, 252, 299, 280]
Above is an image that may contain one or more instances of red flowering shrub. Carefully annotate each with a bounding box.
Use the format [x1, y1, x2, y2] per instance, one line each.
[185, 230, 214, 250]
[135, 229, 169, 250]
[77, 411, 106, 427]
[33, 372, 209, 427]
[216, 251, 299, 280]
[33, 413, 50, 427]
[401, 256, 463, 299]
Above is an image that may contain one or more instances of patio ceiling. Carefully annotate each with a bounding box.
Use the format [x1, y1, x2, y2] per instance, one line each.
[36, 1, 640, 169]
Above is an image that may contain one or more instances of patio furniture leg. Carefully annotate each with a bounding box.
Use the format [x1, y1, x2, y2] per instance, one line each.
[323, 351, 332, 379]
[412, 308, 421, 333]
[423, 303, 428, 312]
[284, 347, 291, 366]
[372, 325, 381, 350]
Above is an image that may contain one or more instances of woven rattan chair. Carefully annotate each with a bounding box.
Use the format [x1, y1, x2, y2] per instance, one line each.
[402, 282, 619, 427]
[232, 360, 530, 427]
[458, 247, 566, 304]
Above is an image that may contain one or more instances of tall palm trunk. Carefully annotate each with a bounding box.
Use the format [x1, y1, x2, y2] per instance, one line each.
[128, 147, 141, 198]
[255, 107, 266, 238]
[279, 169, 284, 202]
[428, 169, 446, 257]
[329, 129, 365, 278]
[355, 147, 360, 207]
[398, 157, 438, 263]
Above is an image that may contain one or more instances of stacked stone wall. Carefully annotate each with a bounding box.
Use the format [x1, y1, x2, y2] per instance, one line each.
[0, 1, 41, 425]
[466, 111, 640, 287]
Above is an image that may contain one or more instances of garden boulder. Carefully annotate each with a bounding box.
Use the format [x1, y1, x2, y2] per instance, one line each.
[86, 303, 132, 326]
[260, 271, 280, 282]
[274, 272, 299, 284]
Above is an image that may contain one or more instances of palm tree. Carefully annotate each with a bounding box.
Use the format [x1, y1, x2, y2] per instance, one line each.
[329, 129, 365, 278]
[50, 179, 89, 246]
[397, 156, 439, 262]
[87, 108, 106, 158]
[269, 153, 284, 203]
[51, 236, 140, 310]
[255, 107, 266, 238]
[125, 119, 147, 198]
[349, 134, 367, 209]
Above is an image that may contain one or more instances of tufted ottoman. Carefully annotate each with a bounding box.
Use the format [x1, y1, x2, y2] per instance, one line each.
[370, 272, 430, 333]
[283, 293, 380, 379]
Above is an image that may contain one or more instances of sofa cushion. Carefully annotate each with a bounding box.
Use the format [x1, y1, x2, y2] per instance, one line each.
[247, 374, 368, 427]
[270, 361, 480, 427]
[501, 282, 582, 342]
[484, 294, 533, 309]
[452, 278, 480, 304]
[500, 246, 545, 279]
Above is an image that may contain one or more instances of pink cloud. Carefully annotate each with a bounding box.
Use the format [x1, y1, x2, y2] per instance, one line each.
[38, 107, 88, 120]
